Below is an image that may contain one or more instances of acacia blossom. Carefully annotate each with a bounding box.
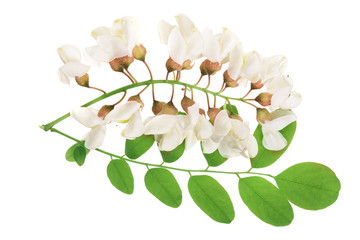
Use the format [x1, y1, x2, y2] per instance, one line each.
[202, 110, 258, 158]
[57, 44, 90, 85]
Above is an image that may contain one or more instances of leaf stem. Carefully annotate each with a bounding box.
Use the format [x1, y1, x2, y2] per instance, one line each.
[48, 127, 275, 178]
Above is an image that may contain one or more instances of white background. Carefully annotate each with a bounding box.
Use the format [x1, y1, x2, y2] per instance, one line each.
[1, 0, 359, 239]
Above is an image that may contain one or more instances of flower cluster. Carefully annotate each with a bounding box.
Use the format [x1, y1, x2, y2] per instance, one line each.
[57, 14, 301, 160]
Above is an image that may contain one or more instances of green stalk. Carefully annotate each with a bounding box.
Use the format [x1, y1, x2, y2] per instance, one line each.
[41, 80, 245, 131]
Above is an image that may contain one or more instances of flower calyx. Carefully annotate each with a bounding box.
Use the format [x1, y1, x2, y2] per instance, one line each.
[97, 105, 115, 119]
[256, 108, 272, 124]
[75, 73, 90, 87]
[255, 92, 273, 106]
[128, 95, 144, 109]
[132, 44, 147, 61]
[159, 101, 178, 115]
[207, 107, 222, 124]
[200, 59, 222, 76]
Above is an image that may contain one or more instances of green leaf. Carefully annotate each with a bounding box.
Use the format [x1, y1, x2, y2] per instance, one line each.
[160, 141, 185, 163]
[250, 122, 297, 168]
[107, 159, 134, 194]
[177, 111, 186, 115]
[275, 162, 341, 210]
[238, 176, 294, 226]
[65, 141, 89, 166]
[125, 134, 155, 159]
[220, 103, 238, 115]
[144, 168, 182, 208]
[201, 143, 227, 167]
[188, 175, 235, 224]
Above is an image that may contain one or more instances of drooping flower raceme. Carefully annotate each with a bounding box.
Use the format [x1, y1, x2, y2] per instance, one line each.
[71, 101, 142, 150]
[57, 44, 90, 85]
[202, 110, 258, 158]
[158, 14, 203, 70]
[260, 109, 297, 151]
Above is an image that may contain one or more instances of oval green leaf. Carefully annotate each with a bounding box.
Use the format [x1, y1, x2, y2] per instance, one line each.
[238, 176, 294, 226]
[250, 122, 296, 168]
[107, 159, 134, 194]
[188, 175, 235, 224]
[125, 134, 155, 159]
[160, 141, 185, 163]
[65, 141, 89, 166]
[201, 143, 227, 167]
[144, 168, 182, 208]
[275, 162, 341, 210]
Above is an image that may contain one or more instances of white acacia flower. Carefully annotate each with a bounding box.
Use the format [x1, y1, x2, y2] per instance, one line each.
[261, 109, 297, 151]
[182, 103, 214, 149]
[143, 114, 186, 151]
[158, 14, 203, 66]
[71, 101, 142, 149]
[261, 55, 288, 84]
[57, 45, 90, 85]
[85, 16, 141, 63]
[202, 27, 238, 64]
[202, 110, 257, 158]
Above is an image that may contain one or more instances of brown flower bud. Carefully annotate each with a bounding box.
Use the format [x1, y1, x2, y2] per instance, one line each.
[200, 59, 222, 76]
[152, 100, 166, 115]
[118, 55, 134, 69]
[182, 59, 193, 70]
[75, 73, 89, 87]
[223, 70, 239, 88]
[229, 113, 243, 122]
[109, 58, 124, 72]
[181, 96, 195, 113]
[207, 108, 222, 124]
[97, 105, 114, 119]
[132, 44, 147, 61]
[128, 95, 144, 109]
[159, 101, 178, 115]
[255, 92, 272, 106]
[166, 57, 182, 72]
[251, 80, 264, 90]
[256, 108, 272, 124]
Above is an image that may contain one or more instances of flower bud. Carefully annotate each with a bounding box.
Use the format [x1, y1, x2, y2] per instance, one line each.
[255, 92, 273, 106]
[256, 108, 272, 124]
[207, 108, 222, 124]
[251, 80, 264, 90]
[128, 95, 144, 109]
[159, 101, 178, 115]
[182, 59, 193, 70]
[166, 57, 182, 72]
[75, 73, 89, 87]
[97, 105, 114, 119]
[109, 58, 124, 72]
[181, 96, 195, 113]
[229, 113, 243, 122]
[118, 55, 134, 69]
[223, 70, 238, 88]
[200, 59, 222, 76]
[132, 44, 147, 61]
[152, 100, 166, 115]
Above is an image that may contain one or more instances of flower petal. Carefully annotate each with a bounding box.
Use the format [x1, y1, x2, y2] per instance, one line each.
[158, 124, 184, 151]
[121, 111, 144, 139]
[213, 110, 231, 137]
[97, 36, 129, 59]
[186, 30, 203, 61]
[91, 26, 111, 39]
[202, 28, 220, 63]
[60, 62, 90, 77]
[266, 74, 293, 93]
[262, 128, 287, 151]
[246, 135, 258, 158]
[175, 14, 196, 41]
[84, 125, 106, 150]
[218, 135, 240, 158]
[185, 129, 198, 150]
[219, 28, 238, 63]
[280, 91, 302, 109]
[228, 43, 244, 79]
[262, 55, 287, 82]
[242, 51, 263, 78]
[231, 119, 250, 140]
[270, 86, 292, 111]
[57, 44, 81, 63]
[185, 103, 200, 130]
[84, 45, 113, 63]
[264, 111, 297, 131]
[201, 138, 220, 154]
[195, 116, 213, 140]
[112, 16, 140, 51]
[143, 114, 178, 135]
[58, 68, 70, 85]
[158, 20, 174, 44]
[168, 27, 186, 64]
[105, 101, 141, 122]
[71, 107, 104, 128]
